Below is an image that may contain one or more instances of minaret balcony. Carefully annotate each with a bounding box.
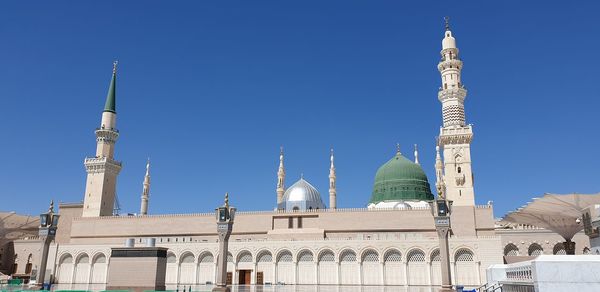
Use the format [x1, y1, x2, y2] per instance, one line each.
[437, 59, 463, 71]
[84, 156, 122, 174]
[95, 128, 120, 144]
[439, 125, 473, 145]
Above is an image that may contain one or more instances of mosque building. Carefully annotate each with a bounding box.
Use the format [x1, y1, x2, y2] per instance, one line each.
[4, 21, 591, 288]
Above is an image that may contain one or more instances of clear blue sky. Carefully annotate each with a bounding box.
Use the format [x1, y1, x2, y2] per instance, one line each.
[1, 1, 598, 218]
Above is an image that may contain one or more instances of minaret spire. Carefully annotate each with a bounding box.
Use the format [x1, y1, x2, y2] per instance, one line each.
[276, 146, 286, 207]
[82, 63, 123, 217]
[329, 148, 337, 209]
[140, 158, 151, 215]
[435, 144, 446, 199]
[437, 20, 475, 206]
[414, 144, 419, 164]
[444, 16, 450, 31]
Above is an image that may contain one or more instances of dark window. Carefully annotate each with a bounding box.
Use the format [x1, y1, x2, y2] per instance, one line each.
[298, 217, 303, 229]
[457, 167, 462, 173]
[288, 217, 293, 229]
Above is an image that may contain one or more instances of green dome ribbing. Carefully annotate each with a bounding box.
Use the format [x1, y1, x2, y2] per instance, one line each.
[369, 152, 434, 204]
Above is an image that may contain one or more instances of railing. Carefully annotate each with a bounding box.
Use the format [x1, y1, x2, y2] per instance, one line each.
[498, 260, 535, 292]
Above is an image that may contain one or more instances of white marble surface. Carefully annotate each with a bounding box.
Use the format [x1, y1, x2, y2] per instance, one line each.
[533, 255, 600, 292]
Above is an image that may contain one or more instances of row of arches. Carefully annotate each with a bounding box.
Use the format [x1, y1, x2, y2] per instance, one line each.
[56, 253, 107, 284]
[166, 247, 479, 286]
[504, 243, 591, 256]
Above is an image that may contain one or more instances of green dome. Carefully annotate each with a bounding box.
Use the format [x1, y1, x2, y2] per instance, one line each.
[369, 152, 434, 204]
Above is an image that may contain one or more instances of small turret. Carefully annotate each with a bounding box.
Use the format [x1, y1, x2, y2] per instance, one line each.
[329, 148, 337, 209]
[276, 147, 286, 207]
[140, 159, 151, 215]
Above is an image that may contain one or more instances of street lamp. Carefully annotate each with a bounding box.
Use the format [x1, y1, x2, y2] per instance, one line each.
[430, 194, 453, 292]
[213, 193, 235, 292]
[37, 200, 59, 289]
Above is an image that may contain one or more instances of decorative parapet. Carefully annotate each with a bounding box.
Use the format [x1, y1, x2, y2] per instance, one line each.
[72, 205, 433, 220]
[84, 156, 122, 174]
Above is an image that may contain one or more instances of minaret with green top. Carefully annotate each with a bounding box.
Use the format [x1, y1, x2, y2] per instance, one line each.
[82, 62, 123, 217]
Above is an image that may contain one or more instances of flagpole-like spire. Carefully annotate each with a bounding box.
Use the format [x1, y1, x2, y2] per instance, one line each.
[329, 148, 337, 209]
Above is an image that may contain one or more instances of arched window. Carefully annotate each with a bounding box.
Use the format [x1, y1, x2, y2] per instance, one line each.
[298, 250, 313, 262]
[455, 249, 474, 262]
[504, 244, 519, 256]
[528, 243, 543, 256]
[199, 252, 214, 263]
[362, 250, 379, 262]
[277, 251, 293, 263]
[430, 249, 440, 262]
[407, 250, 425, 262]
[318, 250, 335, 262]
[237, 251, 252, 263]
[340, 250, 357, 262]
[384, 250, 402, 262]
[257, 251, 272, 263]
[553, 243, 566, 255]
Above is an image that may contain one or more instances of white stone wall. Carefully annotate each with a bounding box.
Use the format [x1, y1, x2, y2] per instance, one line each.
[51, 237, 501, 286]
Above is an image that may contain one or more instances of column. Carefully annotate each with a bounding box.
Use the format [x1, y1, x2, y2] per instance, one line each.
[403, 261, 408, 286]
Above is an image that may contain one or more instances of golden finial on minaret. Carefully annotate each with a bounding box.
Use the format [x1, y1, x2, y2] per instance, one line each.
[396, 143, 401, 155]
[444, 16, 450, 31]
[113, 60, 118, 74]
[224, 192, 229, 208]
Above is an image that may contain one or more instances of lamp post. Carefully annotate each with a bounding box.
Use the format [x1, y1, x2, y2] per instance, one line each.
[213, 193, 235, 292]
[37, 200, 60, 289]
[430, 196, 453, 292]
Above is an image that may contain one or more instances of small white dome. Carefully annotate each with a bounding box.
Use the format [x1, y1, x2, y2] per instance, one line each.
[280, 178, 326, 210]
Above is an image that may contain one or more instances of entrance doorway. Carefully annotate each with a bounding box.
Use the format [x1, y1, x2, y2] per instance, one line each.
[238, 270, 251, 285]
[256, 271, 264, 285]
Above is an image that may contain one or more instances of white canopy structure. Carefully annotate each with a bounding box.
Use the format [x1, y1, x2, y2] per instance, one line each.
[502, 193, 600, 254]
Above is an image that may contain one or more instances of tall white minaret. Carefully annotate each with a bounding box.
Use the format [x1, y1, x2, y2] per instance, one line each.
[276, 147, 285, 207]
[437, 18, 475, 206]
[329, 148, 337, 209]
[82, 61, 123, 217]
[140, 159, 151, 215]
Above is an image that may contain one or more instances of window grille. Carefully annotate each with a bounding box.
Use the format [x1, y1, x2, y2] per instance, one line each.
[455, 249, 474, 262]
[167, 254, 176, 264]
[362, 250, 379, 262]
[407, 250, 425, 262]
[430, 249, 440, 262]
[319, 251, 335, 262]
[384, 250, 402, 262]
[238, 252, 252, 263]
[298, 251, 314, 262]
[340, 250, 357, 262]
[277, 251, 293, 262]
[199, 253, 214, 263]
[553, 243, 566, 255]
[181, 254, 194, 263]
[504, 244, 519, 256]
[528, 244, 543, 256]
[258, 253, 273, 262]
